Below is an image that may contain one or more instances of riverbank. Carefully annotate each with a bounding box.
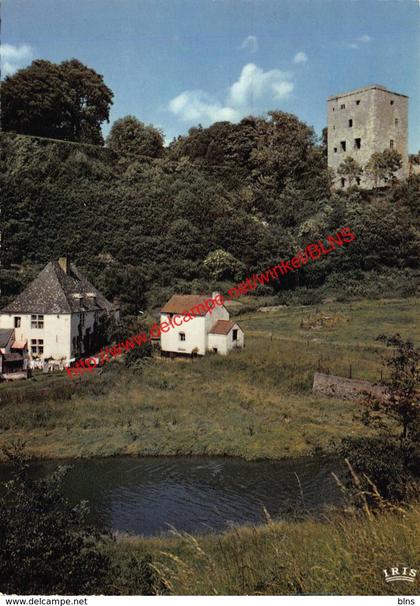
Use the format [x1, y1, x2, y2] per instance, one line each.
[105, 501, 420, 595]
[0, 298, 418, 462]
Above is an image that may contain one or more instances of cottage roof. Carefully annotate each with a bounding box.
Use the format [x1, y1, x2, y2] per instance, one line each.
[12, 341, 27, 349]
[0, 329, 14, 348]
[209, 320, 237, 335]
[161, 294, 210, 316]
[1, 261, 115, 315]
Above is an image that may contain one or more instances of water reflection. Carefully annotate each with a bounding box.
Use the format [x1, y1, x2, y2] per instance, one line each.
[0, 456, 343, 536]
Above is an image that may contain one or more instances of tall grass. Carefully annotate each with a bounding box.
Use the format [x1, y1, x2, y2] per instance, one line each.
[107, 499, 420, 595]
[0, 298, 417, 462]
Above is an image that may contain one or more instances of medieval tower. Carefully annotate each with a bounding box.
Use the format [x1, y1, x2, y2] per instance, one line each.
[327, 84, 408, 188]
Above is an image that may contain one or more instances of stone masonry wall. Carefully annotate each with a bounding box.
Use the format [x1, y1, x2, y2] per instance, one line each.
[312, 372, 388, 402]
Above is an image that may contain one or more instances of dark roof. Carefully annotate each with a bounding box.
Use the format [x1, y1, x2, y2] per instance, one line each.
[3, 352, 24, 362]
[209, 320, 237, 335]
[161, 295, 210, 316]
[1, 261, 115, 314]
[0, 329, 14, 348]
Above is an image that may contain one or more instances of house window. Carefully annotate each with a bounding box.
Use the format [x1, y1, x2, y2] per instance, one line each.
[390, 139, 394, 149]
[333, 147, 337, 153]
[31, 314, 44, 329]
[395, 118, 399, 126]
[340, 104, 345, 109]
[213, 347, 218, 353]
[232, 329, 238, 341]
[14, 317, 21, 328]
[31, 339, 44, 355]
[390, 100, 394, 105]
[340, 178, 346, 188]
[354, 138, 361, 149]
[332, 107, 335, 112]
[356, 177, 361, 186]
[348, 119, 353, 127]
[340, 141, 346, 152]
[356, 100, 360, 105]
[179, 333, 186, 342]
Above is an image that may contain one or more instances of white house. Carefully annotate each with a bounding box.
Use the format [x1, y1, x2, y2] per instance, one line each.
[160, 294, 244, 357]
[0, 256, 119, 366]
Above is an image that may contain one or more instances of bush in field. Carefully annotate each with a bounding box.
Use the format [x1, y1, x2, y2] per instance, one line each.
[338, 334, 420, 506]
[0, 446, 113, 594]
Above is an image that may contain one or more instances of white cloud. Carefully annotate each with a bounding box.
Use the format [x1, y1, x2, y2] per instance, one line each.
[169, 62, 294, 126]
[1, 43, 33, 76]
[169, 91, 241, 124]
[345, 34, 371, 49]
[228, 63, 293, 107]
[356, 34, 371, 43]
[240, 35, 258, 54]
[293, 51, 308, 64]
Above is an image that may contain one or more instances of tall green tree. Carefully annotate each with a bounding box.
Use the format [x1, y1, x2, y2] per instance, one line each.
[365, 149, 403, 188]
[1, 59, 113, 144]
[106, 115, 164, 159]
[337, 156, 363, 187]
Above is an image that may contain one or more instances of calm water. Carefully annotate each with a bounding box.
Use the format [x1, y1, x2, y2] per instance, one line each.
[0, 456, 343, 536]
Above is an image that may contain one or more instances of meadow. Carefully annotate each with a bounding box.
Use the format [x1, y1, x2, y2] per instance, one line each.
[106, 501, 420, 595]
[0, 297, 417, 462]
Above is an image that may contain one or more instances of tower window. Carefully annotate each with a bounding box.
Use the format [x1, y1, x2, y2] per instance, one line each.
[348, 119, 353, 127]
[340, 141, 346, 152]
[390, 139, 394, 149]
[340, 104, 346, 109]
[179, 332, 186, 342]
[395, 118, 399, 126]
[390, 100, 394, 105]
[356, 100, 360, 105]
[333, 147, 337, 153]
[340, 178, 346, 188]
[356, 177, 361, 186]
[354, 138, 361, 149]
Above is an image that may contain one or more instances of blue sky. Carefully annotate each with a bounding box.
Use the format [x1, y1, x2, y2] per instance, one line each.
[2, 0, 419, 151]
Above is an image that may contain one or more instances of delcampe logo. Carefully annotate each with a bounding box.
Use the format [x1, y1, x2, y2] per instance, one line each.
[383, 566, 417, 583]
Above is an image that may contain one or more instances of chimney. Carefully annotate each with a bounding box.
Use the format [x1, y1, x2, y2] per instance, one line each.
[58, 255, 71, 274]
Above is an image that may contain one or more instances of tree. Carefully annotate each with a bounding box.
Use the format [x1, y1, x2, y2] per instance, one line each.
[365, 149, 403, 188]
[339, 334, 420, 505]
[337, 156, 363, 187]
[107, 116, 164, 159]
[1, 59, 113, 144]
[361, 334, 419, 444]
[0, 446, 113, 594]
[203, 249, 246, 281]
[98, 263, 148, 316]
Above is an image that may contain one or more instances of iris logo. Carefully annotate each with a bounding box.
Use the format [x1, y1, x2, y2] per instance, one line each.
[383, 566, 417, 583]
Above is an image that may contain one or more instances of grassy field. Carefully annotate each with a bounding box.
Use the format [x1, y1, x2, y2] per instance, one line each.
[106, 501, 420, 595]
[0, 297, 418, 462]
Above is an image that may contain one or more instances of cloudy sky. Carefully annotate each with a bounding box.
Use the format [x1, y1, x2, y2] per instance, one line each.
[2, 0, 419, 150]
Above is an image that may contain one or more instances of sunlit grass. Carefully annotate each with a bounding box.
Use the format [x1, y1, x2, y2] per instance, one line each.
[106, 502, 420, 595]
[0, 298, 417, 461]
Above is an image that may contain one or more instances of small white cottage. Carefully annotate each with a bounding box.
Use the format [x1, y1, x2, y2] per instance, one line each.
[160, 294, 244, 357]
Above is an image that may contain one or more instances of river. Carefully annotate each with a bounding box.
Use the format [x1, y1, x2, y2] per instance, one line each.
[0, 455, 344, 536]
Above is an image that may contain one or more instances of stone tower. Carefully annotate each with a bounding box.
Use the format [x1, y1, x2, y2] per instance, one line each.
[327, 85, 408, 188]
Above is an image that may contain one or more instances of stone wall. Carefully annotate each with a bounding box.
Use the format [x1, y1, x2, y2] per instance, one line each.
[312, 372, 388, 402]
